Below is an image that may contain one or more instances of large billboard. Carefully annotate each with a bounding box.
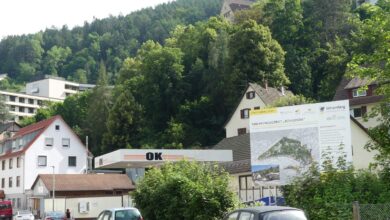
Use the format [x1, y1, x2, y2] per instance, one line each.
[250, 100, 351, 185]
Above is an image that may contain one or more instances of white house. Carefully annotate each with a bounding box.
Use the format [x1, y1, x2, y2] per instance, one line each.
[0, 115, 88, 210]
[224, 83, 292, 138]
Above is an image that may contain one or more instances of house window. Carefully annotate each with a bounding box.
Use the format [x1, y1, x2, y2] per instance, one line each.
[8, 158, 12, 169]
[62, 138, 70, 147]
[45, 138, 54, 147]
[8, 177, 12, 188]
[246, 91, 255, 99]
[10, 96, 16, 102]
[28, 108, 34, 114]
[55, 125, 60, 131]
[68, 156, 77, 167]
[352, 88, 367, 98]
[237, 128, 247, 135]
[16, 176, 20, 187]
[350, 106, 367, 118]
[240, 108, 250, 119]
[19, 97, 25, 103]
[10, 105, 16, 111]
[37, 100, 43, 106]
[28, 99, 34, 104]
[254, 106, 260, 110]
[19, 107, 25, 113]
[16, 157, 21, 168]
[1, 160, 4, 170]
[38, 156, 47, 167]
[1, 178, 4, 188]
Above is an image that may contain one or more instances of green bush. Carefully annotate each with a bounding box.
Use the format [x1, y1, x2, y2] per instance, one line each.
[132, 161, 238, 220]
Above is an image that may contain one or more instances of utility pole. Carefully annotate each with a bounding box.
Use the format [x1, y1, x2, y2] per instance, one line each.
[51, 166, 55, 211]
[86, 136, 89, 173]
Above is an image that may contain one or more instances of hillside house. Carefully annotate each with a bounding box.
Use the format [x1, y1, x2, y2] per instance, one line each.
[0, 115, 88, 210]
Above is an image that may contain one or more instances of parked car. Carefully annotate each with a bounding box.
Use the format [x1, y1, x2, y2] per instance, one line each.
[97, 208, 143, 220]
[13, 210, 34, 220]
[0, 200, 13, 220]
[223, 206, 307, 220]
[43, 211, 66, 220]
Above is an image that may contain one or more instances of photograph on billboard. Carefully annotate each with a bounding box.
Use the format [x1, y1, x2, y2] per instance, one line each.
[250, 100, 351, 185]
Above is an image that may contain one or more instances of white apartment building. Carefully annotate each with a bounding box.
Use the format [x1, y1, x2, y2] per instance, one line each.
[1, 76, 95, 121]
[25, 76, 95, 100]
[0, 115, 88, 210]
[0, 91, 62, 121]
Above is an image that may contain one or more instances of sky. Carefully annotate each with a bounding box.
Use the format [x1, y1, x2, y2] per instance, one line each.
[0, 0, 172, 39]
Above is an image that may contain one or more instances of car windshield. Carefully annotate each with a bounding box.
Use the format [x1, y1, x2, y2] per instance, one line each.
[18, 211, 32, 215]
[46, 211, 65, 217]
[262, 210, 307, 220]
[115, 209, 141, 220]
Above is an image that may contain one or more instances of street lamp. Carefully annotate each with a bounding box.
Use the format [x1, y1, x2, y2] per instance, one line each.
[50, 166, 55, 211]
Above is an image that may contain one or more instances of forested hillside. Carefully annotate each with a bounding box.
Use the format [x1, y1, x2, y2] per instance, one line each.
[4, 0, 389, 156]
[0, 0, 222, 84]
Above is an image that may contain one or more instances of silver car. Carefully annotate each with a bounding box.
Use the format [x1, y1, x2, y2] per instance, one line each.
[97, 208, 143, 220]
[13, 210, 34, 220]
[223, 206, 307, 220]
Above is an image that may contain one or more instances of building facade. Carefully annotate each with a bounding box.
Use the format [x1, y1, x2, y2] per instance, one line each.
[333, 77, 384, 128]
[25, 76, 94, 100]
[0, 91, 62, 121]
[1, 76, 94, 121]
[224, 83, 292, 138]
[0, 116, 88, 210]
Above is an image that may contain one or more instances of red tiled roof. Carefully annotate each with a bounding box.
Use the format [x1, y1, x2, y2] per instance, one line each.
[34, 174, 135, 191]
[0, 115, 62, 160]
[15, 115, 60, 137]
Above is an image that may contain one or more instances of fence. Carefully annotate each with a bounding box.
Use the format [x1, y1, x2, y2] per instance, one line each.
[353, 202, 390, 220]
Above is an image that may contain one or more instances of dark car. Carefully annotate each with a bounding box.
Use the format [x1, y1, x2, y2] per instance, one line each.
[223, 206, 307, 220]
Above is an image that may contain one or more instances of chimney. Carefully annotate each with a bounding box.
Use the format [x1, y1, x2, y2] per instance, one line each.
[264, 80, 268, 92]
[281, 86, 285, 96]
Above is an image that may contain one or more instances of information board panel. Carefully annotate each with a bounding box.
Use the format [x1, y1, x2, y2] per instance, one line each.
[250, 100, 351, 185]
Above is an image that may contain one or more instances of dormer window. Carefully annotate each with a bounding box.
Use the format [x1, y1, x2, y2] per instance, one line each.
[240, 108, 250, 119]
[246, 91, 255, 99]
[352, 88, 367, 98]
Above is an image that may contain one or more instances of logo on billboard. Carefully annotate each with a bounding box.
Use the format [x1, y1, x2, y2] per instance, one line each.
[146, 152, 163, 161]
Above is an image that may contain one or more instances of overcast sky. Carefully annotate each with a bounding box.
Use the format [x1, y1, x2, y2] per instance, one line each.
[0, 0, 172, 39]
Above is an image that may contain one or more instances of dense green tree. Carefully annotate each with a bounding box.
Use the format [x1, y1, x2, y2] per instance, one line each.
[133, 161, 237, 220]
[42, 46, 72, 76]
[0, 96, 11, 123]
[102, 84, 143, 153]
[229, 20, 289, 87]
[347, 1, 390, 180]
[85, 61, 112, 155]
[282, 163, 390, 220]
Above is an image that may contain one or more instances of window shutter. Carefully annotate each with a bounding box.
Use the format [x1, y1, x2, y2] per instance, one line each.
[240, 109, 244, 118]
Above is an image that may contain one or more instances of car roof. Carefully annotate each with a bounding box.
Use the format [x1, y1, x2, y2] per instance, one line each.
[104, 207, 139, 212]
[237, 206, 302, 213]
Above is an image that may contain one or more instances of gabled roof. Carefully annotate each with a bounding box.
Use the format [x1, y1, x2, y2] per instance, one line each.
[223, 83, 292, 128]
[333, 77, 384, 105]
[249, 83, 293, 105]
[14, 116, 59, 138]
[0, 115, 89, 160]
[344, 77, 374, 89]
[32, 174, 135, 191]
